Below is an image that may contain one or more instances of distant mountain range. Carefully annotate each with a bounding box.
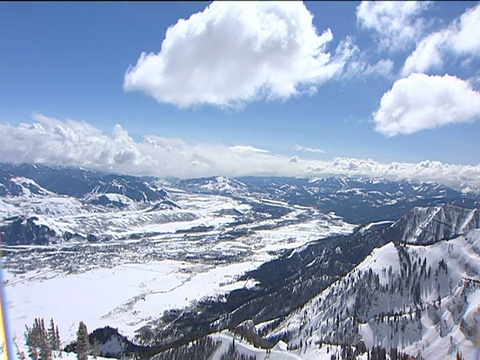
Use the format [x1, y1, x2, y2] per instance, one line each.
[2, 162, 480, 359]
[2, 162, 479, 246]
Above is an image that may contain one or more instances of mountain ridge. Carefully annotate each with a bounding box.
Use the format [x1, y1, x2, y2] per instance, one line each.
[2, 163, 480, 359]
[129, 203, 480, 360]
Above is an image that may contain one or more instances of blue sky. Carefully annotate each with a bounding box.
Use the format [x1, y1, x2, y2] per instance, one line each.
[1, 1, 480, 184]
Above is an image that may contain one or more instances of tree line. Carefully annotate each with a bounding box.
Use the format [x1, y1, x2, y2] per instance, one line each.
[21, 318, 99, 360]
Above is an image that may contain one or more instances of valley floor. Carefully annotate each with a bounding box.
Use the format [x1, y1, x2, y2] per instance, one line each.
[3, 259, 263, 343]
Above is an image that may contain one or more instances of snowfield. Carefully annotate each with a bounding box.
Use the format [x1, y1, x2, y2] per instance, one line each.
[209, 332, 303, 360]
[4, 260, 264, 343]
[1, 184, 355, 348]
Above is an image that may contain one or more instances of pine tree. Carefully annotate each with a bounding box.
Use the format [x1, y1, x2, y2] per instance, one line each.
[26, 319, 42, 360]
[25, 325, 39, 360]
[25, 318, 53, 360]
[39, 318, 52, 360]
[40, 336, 52, 360]
[48, 319, 57, 350]
[55, 325, 62, 352]
[93, 338, 100, 360]
[76, 321, 90, 360]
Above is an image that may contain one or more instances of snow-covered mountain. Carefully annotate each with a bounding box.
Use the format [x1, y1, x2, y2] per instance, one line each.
[2, 163, 480, 359]
[0, 168, 54, 197]
[4, 163, 477, 247]
[1, 163, 355, 349]
[263, 205, 480, 359]
[238, 176, 480, 224]
[128, 204, 480, 360]
[176, 176, 252, 197]
[389, 204, 480, 244]
[265, 228, 480, 359]
[0, 163, 168, 201]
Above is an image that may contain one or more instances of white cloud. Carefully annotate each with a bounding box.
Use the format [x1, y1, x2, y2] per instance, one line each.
[302, 157, 480, 188]
[123, 1, 345, 108]
[336, 37, 394, 80]
[0, 114, 301, 179]
[3, 115, 480, 186]
[401, 3, 480, 76]
[229, 145, 270, 154]
[401, 32, 445, 76]
[356, 1, 430, 51]
[0, 113, 146, 172]
[293, 145, 325, 154]
[373, 73, 480, 136]
[450, 3, 480, 56]
[345, 58, 394, 80]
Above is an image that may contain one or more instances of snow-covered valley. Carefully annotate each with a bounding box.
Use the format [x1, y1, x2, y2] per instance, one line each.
[4, 260, 261, 343]
[0, 164, 355, 348]
[2, 163, 480, 359]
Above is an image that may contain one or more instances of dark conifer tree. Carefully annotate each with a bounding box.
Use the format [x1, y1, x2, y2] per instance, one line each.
[39, 318, 52, 360]
[55, 325, 62, 352]
[25, 324, 39, 360]
[76, 321, 90, 360]
[48, 319, 57, 351]
[25, 318, 53, 360]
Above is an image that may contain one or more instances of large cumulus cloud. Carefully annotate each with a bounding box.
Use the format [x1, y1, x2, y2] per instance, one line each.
[123, 1, 346, 108]
[373, 73, 480, 136]
[0, 114, 302, 178]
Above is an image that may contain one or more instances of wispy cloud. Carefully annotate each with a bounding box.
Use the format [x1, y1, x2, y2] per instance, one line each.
[293, 145, 325, 154]
[356, 1, 431, 52]
[336, 37, 394, 80]
[229, 145, 270, 154]
[123, 1, 345, 109]
[373, 73, 480, 136]
[2, 115, 480, 186]
[401, 3, 480, 76]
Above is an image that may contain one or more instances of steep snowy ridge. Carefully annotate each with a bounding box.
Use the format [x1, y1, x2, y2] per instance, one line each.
[0, 169, 54, 197]
[264, 229, 480, 359]
[389, 204, 480, 244]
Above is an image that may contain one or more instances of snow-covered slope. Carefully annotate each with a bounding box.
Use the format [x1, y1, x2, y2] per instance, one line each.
[148, 330, 303, 360]
[266, 229, 480, 359]
[390, 203, 480, 244]
[108, 204, 478, 359]
[0, 167, 55, 197]
[177, 176, 252, 196]
[3, 163, 480, 359]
